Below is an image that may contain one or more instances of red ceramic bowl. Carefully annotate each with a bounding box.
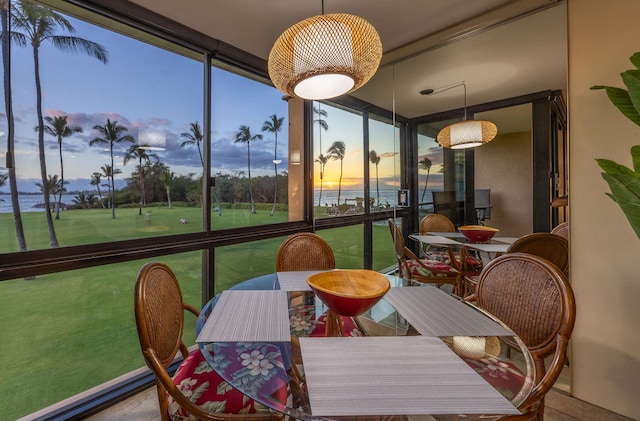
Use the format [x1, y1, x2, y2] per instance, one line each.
[459, 225, 499, 243]
[306, 269, 390, 317]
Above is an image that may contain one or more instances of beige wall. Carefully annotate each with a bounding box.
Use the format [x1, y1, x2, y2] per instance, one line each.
[475, 130, 533, 238]
[568, 0, 640, 418]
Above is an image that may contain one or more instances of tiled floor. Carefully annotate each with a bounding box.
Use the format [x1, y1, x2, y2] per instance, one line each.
[86, 385, 633, 421]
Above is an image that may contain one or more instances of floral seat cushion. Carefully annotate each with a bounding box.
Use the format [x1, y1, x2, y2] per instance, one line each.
[403, 257, 458, 278]
[424, 250, 482, 269]
[169, 346, 288, 420]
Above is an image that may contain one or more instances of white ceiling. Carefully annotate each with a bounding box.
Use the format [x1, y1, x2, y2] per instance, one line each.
[128, 0, 567, 131]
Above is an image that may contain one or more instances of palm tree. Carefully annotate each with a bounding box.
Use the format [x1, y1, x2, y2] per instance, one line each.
[35, 174, 64, 213]
[315, 154, 329, 207]
[161, 170, 175, 209]
[369, 150, 382, 207]
[90, 119, 134, 218]
[313, 105, 328, 153]
[72, 191, 95, 209]
[99, 164, 121, 211]
[180, 121, 204, 168]
[11, 0, 108, 247]
[43, 115, 82, 219]
[181, 121, 221, 215]
[327, 141, 346, 206]
[234, 125, 262, 214]
[262, 114, 284, 216]
[419, 157, 433, 202]
[90, 172, 105, 208]
[2, 0, 27, 252]
[124, 144, 158, 215]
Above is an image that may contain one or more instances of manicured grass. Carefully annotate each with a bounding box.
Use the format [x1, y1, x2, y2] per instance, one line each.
[0, 206, 396, 419]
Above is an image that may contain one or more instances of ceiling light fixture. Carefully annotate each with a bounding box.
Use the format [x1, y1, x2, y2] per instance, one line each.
[268, 1, 382, 100]
[422, 82, 497, 149]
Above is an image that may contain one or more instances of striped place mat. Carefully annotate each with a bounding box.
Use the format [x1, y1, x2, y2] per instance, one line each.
[383, 286, 512, 337]
[300, 336, 519, 417]
[276, 270, 329, 291]
[196, 290, 290, 342]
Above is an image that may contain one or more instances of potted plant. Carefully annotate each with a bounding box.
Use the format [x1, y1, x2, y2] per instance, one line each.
[592, 52, 640, 238]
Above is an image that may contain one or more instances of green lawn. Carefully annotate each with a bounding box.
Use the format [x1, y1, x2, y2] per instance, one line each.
[0, 206, 395, 419]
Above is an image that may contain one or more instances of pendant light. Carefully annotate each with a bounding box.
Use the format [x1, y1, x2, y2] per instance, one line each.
[422, 82, 497, 149]
[268, 1, 382, 100]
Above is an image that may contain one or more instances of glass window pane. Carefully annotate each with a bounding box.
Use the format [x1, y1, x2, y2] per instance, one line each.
[210, 67, 292, 227]
[0, 251, 202, 419]
[318, 226, 364, 269]
[0, 3, 204, 253]
[368, 117, 398, 212]
[313, 103, 364, 217]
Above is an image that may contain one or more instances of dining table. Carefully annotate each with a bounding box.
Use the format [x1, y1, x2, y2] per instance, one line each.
[195, 270, 534, 421]
[410, 232, 517, 260]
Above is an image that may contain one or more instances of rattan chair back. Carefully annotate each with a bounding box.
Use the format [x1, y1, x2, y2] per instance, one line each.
[475, 253, 576, 419]
[551, 222, 569, 240]
[419, 213, 456, 234]
[276, 232, 335, 272]
[135, 262, 281, 421]
[507, 232, 569, 276]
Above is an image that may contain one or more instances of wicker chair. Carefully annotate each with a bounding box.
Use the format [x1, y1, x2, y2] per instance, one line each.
[551, 222, 569, 240]
[419, 213, 456, 234]
[388, 218, 462, 296]
[275, 232, 335, 271]
[134, 262, 283, 421]
[475, 253, 576, 421]
[506, 233, 569, 276]
[420, 214, 483, 296]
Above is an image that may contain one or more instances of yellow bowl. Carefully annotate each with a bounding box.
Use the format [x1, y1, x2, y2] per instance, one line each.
[459, 225, 499, 243]
[307, 269, 391, 317]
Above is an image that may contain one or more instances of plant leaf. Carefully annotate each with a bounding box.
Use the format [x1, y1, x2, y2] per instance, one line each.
[632, 145, 640, 177]
[601, 172, 640, 239]
[596, 158, 634, 177]
[622, 70, 640, 117]
[590, 85, 640, 126]
[630, 52, 640, 69]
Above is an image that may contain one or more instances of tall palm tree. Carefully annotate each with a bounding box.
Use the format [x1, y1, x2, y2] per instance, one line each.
[327, 141, 346, 206]
[161, 170, 175, 209]
[315, 153, 329, 208]
[234, 125, 262, 214]
[11, 0, 108, 247]
[313, 105, 328, 153]
[90, 119, 134, 218]
[181, 121, 221, 215]
[1, 0, 27, 252]
[419, 157, 433, 202]
[369, 150, 382, 207]
[90, 171, 105, 208]
[180, 121, 204, 168]
[35, 174, 64, 213]
[124, 144, 158, 215]
[43, 115, 82, 219]
[262, 114, 284, 216]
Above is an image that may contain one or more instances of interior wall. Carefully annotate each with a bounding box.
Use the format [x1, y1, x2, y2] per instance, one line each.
[568, 0, 640, 418]
[474, 131, 533, 238]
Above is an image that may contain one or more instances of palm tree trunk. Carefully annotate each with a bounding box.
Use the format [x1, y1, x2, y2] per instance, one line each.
[166, 186, 172, 208]
[248, 142, 256, 214]
[337, 159, 343, 206]
[56, 139, 63, 220]
[2, 5, 28, 252]
[270, 162, 278, 216]
[375, 164, 380, 206]
[110, 144, 116, 219]
[421, 170, 431, 202]
[33, 44, 58, 247]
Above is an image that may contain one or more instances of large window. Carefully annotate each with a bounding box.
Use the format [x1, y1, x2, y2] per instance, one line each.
[0, 2, 204, 252]
[210, 66, 291, 227]
[0, 1, 402, 419]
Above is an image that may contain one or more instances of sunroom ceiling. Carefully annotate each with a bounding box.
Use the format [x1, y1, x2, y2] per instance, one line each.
[127, 0, 567, 128]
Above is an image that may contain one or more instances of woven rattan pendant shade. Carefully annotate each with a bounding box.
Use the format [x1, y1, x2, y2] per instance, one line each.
[268, 13, 382, 100]
[437, 120, 498, 149]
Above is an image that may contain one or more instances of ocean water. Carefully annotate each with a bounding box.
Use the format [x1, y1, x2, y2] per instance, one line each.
[0, 194, 78, 213]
